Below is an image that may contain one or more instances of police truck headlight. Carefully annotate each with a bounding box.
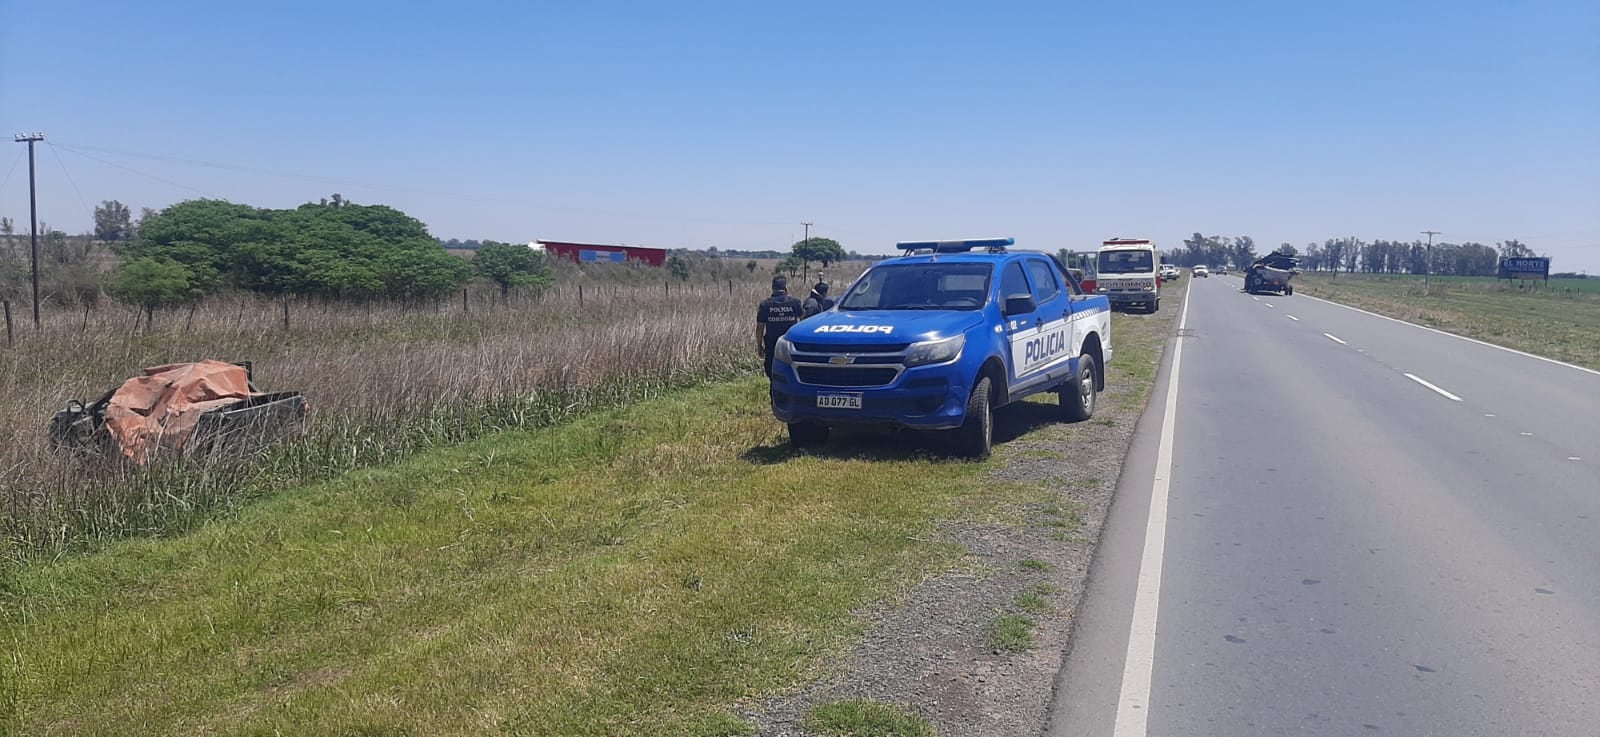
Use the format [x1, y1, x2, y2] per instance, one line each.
[1142, 284, 1155, 291]
[903, 335, 965, 367]
[775, 337, 794, 364]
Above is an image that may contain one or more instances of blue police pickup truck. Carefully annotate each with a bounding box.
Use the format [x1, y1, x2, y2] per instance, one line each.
[769, 238, 1114, 458]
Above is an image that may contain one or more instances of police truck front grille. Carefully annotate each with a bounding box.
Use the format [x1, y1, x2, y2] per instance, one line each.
[791, 342, 910, 354]
[797, 366, 898, 387]
[792, 353, 901, 365]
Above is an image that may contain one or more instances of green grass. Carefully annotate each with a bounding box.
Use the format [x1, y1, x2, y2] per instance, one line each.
[1017, 558, 1051, 572]
[1, 379, 991, 737]
[806, 700, 935, 737]
[1, 275, 1193, 735]
[1294, 273, 1600, 370]
[1014, 584, 1057, 615]
[989, 614, 1037, 653]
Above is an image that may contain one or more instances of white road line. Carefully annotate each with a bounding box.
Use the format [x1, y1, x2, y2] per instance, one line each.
[1251, 296, 1260, 302]
[1301, 294, 1600, 377]
[1404, 373, 1463, 402]
[1264, 303, 1274, 309]
[1286, 315, 1300, 321]
[1323, 333, 1347, 345]
[1570, 457, 1583, 461]
[1112, 278, 1191, 736]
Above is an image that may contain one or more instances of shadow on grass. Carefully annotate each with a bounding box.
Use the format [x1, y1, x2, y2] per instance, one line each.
[742, 401, 1064, 465]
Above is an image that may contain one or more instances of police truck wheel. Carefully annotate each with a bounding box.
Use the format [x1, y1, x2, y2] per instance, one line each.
[787, 421, 829, 447]
[1061, 354, 1097, 422]
[1149, 298, 1160, 313]
[953, 377, 993, 459]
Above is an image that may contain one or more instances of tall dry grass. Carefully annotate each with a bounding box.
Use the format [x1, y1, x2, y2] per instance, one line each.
[0, 277, 777, 561]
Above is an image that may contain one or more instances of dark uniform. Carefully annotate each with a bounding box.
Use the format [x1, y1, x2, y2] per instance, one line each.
[758, 282, 804, 377]
[802, 282, 834, 318]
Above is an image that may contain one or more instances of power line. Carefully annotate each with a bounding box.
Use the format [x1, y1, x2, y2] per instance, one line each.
[51, 145, 217, 198]
[0, 148, 22, 196]
[46, 143, 96, 224]
[50, 140, 799, 227]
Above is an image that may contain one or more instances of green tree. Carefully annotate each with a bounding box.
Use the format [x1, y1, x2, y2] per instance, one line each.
[474, 241, 551, 298]
[94, 200, 133, 242]
[108, 257, 197, 328]
[1497, 239, 1536, 259]
[1228, 236, 1258, 271]
[791, 237, 847, 271]
[1, 216, 12, 236]
[667, 254, 691, 281]
[125, 199, 467, 301]
[777, 255, 803, 277]
[745, 259, 758, 273]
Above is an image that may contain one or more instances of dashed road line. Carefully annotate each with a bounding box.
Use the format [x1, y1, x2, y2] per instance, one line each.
[1301, 294, 1600, 377]
[1323, 333, 1347, 345]
[1403, 373, 1463, 402]
[1286, 315, 1300, 321]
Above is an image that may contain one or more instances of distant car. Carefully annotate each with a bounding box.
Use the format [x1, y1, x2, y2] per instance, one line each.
[1193, 265, 1210, 278]
[1216, 266, 1229, 275]
[1160, 264, 1180, 281]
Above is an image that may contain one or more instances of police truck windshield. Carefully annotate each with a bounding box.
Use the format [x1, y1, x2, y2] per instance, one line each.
[837, 263, 993, 311]
[1098, 250, 1154, 274]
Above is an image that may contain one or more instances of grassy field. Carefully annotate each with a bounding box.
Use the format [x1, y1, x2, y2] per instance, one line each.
[0, 272, 777, 561]
[2, 297, 1182, 736]
[1293, 273, 1600, 370]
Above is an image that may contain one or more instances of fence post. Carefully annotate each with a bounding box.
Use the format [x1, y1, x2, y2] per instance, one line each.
[282, 297, 291, 331]
[665, 280, 670, 297]
[462, 287, 469, 313]
[578, 284, 584, 307]
[728, 279, 732, 296]
[3, 300, 11, 347]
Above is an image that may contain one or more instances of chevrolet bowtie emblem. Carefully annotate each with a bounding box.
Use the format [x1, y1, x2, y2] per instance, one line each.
[829, 356, 855, 365]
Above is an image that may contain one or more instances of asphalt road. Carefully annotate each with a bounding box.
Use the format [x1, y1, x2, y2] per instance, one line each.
[1051, 275, 1600, 736]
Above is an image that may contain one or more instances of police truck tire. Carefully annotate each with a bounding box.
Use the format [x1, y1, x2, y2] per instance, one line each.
[1061, 354, 1097, 422]
[953, 377, 993, 459]
[787, 421, 829, 447]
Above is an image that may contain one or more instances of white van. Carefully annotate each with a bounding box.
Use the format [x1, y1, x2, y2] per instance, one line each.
[1096, 238, 1161, 313]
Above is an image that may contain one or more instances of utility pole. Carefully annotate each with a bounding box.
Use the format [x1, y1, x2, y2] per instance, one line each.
[13, 133, 44, 330]
[801, 222, 813, 282]
[1421, 230, 1441, 289]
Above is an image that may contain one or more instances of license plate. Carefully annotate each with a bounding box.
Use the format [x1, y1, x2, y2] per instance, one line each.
[816, 393, 862, 410]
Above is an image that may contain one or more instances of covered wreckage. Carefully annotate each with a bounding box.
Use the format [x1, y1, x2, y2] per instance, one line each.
[49, 360, 309, 464]
[1245, 250, 1301, 296]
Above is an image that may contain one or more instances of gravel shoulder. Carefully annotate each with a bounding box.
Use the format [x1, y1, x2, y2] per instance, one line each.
[749, 288, 1184, 737]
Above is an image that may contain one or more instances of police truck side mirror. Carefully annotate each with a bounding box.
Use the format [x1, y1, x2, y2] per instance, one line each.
[1003, 294, 1036, 316]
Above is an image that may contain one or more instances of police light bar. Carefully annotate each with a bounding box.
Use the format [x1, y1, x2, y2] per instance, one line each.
[895, 237, 1014, 254]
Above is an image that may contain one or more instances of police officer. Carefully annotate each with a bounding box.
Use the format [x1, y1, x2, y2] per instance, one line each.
[756, 275, 803, 377]
[802, 281, 834, 318]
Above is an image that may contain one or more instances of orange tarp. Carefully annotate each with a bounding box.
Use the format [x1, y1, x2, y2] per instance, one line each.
[102, 360, 258, 462]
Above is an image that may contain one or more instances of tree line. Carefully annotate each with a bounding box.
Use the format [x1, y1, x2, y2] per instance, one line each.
[1161, 233, 1546, 277]
[0, 197, 556, 325]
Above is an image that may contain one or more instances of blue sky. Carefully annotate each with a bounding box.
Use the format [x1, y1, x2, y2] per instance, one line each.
[3, 0, 1598, 271]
